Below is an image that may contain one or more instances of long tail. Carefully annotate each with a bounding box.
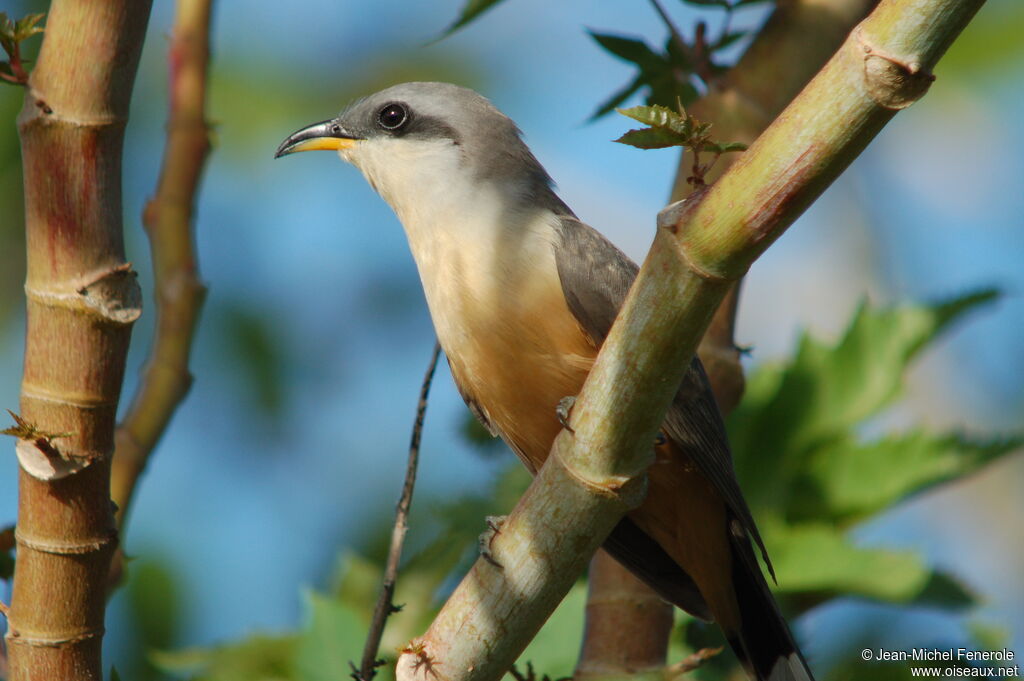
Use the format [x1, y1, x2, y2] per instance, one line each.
[724, 515, 815, 681]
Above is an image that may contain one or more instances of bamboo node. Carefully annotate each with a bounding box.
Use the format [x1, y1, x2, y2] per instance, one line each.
[77, 263, 142, 325]
[657, 193, 735, 284]
[5, 627, 106, 647]
[550, 444, 647, 510]
[15, 528, 117, 555]
[854, 27, 935, 110]
[2, 410, 93, 480]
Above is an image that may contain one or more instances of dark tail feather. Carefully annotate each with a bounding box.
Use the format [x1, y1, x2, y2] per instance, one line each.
[726, 517, 816, 681]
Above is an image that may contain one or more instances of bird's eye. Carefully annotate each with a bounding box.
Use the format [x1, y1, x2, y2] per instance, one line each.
[377, 103, 408, 131]
[330, 124, 341, 135]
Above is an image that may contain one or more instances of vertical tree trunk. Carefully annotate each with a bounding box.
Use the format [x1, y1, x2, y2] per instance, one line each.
[574, 550, 673, 681]
[6, 2, 153, 679]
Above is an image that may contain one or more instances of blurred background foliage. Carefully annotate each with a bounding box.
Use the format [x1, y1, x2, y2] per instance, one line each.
[0, 0, 1022, 680]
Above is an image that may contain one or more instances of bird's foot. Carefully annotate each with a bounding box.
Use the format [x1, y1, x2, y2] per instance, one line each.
[556, 396, 577, 434]
[478, 515, 507, 568]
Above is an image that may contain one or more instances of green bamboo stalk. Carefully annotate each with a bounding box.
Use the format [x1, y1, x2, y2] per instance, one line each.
[394, 1, 984, 680]
[5, 1, 153, 679]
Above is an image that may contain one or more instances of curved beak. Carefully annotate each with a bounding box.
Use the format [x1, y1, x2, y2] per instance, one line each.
[274, 119, 362, 158]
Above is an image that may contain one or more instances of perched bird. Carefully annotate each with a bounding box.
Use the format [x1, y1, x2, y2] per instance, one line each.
[276, 82, 813, 681]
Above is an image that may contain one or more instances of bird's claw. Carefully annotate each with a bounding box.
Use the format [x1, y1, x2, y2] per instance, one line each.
[556, 396, 577, 434]
[479, 515, 507, 568]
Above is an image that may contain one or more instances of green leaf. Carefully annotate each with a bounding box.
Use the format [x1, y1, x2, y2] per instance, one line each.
[589, 31, 699, 120]
[13, 13, 44, 41]
[616, 103, 684, 129]
[590, 75, 645, 120]
[729, 290, 1000, 508]
[293, 591, 366, 681]
[933, 1, 1024, 78]
[124, 557, 184, 677]
[334, 552, 384, 615]
[768, 523, 939, 605]
[109, 667, 121, 681]
[588, 32, 664, 72]
[614, 127, 688, 149]
[712, 31, 748, 52]
[152, 635, 298, 681]
[912, 571, 977, 611]
[803, 430, 1021, 524]
[438, 0, 506, 38]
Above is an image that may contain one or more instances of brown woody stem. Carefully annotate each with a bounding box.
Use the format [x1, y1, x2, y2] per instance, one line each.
[6, 1, 153, 679]
[110, 0, 214, 581]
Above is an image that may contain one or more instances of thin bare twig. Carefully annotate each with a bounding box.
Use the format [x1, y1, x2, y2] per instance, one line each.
[354, 341, 443, 681]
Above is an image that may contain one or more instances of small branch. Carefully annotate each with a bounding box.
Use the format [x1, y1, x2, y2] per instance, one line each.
[664, 646, 723, 679]
[395, 1, 984, 680]
[0, 12, 45, 87]
[356, 342, 442, 681]
[109, 0, 214, 585]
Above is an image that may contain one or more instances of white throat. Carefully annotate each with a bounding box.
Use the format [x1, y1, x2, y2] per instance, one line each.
[342, 137, 562, 349]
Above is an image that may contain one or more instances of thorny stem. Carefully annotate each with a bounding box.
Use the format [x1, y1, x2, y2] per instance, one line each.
[355, 341, 443, 681]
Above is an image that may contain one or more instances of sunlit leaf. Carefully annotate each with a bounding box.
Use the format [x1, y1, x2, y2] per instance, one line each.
[13, 12, 44, 41]
[802, 430, 1020, 524]
[768, 523, 939, 604]
[614, 127, 688, 149]
[729, 289, 1000, 507]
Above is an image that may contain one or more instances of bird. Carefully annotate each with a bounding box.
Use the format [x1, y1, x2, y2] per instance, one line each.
[275, 82, 813, 681]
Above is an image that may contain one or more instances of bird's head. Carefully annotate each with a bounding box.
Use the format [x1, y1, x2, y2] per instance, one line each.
[275, 82, 564, 219]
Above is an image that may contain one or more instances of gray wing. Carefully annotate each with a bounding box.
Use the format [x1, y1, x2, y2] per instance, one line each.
[553, 216, 774, 580]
